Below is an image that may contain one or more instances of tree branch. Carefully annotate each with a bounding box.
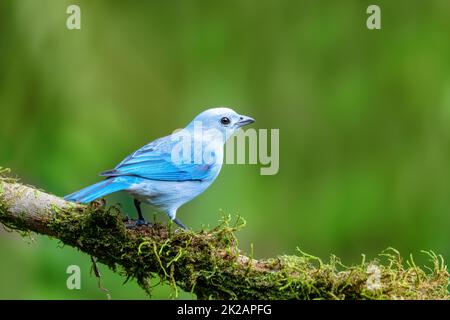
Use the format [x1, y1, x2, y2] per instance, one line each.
[0, 171, 449, 299]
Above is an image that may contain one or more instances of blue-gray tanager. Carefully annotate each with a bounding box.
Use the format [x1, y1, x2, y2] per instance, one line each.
[64, 107, 255, 229]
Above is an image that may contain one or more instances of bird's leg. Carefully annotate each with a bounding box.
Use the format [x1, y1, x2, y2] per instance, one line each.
[133, 199, 148, 226]
[172, 217, 188, 230]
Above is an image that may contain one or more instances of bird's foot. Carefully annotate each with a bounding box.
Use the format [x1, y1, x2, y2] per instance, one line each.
[135, 218, 149, 226]
[124, 218, 151, 229]
[172, 218, 188, 230]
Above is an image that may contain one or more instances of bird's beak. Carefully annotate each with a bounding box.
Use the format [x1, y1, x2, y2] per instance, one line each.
[236, 115, 255, 127]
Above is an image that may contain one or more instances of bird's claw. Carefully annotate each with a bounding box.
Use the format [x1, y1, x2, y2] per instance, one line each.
[135, 219, 149, 226]
[124, 218, 151, 229]
[172, 218, 188, 230]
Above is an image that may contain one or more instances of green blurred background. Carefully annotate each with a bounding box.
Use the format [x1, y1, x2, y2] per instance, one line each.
[1, 0, 450, 299]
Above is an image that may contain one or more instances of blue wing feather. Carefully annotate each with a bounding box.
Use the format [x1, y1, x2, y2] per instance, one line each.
[100, 137, 213, 181]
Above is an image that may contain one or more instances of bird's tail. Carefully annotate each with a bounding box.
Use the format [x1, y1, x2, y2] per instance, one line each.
[64, 177, 135, 203]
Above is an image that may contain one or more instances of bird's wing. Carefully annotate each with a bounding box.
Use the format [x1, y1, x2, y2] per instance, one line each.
[100, 136, 213, 181]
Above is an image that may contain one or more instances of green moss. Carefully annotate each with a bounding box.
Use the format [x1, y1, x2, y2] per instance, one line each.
[0, 167, 16, 184]
[43, 202, 450, 299]
[1, 172, 449, 300]
[0, 168, 12, 221]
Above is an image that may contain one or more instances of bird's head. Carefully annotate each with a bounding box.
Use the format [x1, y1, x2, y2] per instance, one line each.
[187, 107, 255, 142]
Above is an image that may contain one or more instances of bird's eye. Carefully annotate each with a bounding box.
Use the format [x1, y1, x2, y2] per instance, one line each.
[220, 117, 231, 125]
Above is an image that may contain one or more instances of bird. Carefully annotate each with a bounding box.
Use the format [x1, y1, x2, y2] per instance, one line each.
[64, 107, 255, 229]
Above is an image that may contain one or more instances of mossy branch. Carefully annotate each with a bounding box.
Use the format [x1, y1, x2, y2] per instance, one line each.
[0, 169, 449, 299]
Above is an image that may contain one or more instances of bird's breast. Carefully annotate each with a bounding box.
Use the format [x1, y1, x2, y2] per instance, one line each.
[126, 178, 215, 211]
